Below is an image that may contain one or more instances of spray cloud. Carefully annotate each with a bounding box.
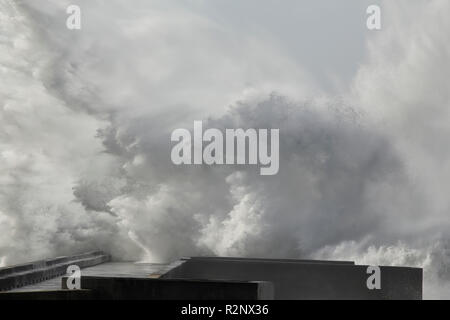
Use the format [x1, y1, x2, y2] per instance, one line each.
[0, 0, 449, 298]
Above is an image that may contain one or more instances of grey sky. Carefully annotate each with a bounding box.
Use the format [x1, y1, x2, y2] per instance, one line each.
[177, 0, 382, 91]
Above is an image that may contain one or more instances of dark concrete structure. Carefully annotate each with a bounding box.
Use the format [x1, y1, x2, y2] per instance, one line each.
[79, 276, 272, 300]
[161, 257, 422, 300]
[0, 252, 422, 300]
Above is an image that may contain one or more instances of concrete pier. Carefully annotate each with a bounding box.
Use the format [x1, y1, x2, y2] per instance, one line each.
[0, 253, 423, 300]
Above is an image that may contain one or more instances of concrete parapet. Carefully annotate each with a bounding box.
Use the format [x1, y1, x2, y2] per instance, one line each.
[78, 276, 273, 300]
[0, 251, 110, 292]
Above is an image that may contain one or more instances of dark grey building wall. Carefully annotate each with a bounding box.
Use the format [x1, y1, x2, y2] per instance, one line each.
[161, 258, 422, 300]
[79, 276, 273, 300]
